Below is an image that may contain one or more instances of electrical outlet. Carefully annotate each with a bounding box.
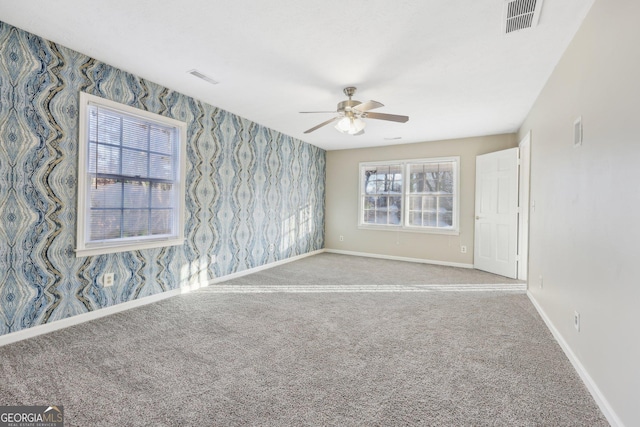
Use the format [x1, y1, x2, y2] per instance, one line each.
[269, 244, 275, 252]
[539, 275, 543, 289]
[103, 272, 114, 288]
[574, 311, 580, 332]
[460, 245, 467, 253]
[211, 255, 217, 264]
[339, 235, 344, 242]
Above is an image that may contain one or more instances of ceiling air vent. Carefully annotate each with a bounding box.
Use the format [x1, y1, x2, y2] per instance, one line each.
[187, 69, 218, 85]
[503, 0, 544, 34]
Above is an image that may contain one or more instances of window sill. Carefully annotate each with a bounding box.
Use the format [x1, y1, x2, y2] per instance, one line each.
[357, 224, 460, 236]
[76, 238, 184, 257]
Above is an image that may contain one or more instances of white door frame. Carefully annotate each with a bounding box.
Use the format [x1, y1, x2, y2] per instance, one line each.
[517, 132, 531, 281]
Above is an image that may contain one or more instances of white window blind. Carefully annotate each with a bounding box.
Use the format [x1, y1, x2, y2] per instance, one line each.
[76, 93, 187, 257]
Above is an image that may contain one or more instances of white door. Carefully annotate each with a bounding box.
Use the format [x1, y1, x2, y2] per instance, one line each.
[474, 147, 519, 278]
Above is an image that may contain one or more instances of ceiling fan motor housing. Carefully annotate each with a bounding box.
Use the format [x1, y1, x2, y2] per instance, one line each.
[337, 99, 362, 115]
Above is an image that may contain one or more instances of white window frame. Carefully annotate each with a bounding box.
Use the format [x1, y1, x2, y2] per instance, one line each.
[358, 157, 460, 235]
[76, 92, 187, 257]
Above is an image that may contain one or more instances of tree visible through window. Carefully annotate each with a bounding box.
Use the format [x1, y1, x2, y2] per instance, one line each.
[362, 164, 403, 226]
[359, 158, 459, 233]
[76, 93, 187, 257]
[407, 162, 454, 228]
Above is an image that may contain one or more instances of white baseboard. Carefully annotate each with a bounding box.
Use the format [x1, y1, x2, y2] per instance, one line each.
[0, 250, 324, 348]
[527, 292, 624, 427]
[325, 249, 474, 269]
[0, 287, 184, 347]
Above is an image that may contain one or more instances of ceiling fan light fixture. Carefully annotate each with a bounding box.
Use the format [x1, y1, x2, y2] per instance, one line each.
[335, 116, 365, 135]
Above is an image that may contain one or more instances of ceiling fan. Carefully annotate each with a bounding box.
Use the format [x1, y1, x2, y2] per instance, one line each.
[301, 87, 409, 135]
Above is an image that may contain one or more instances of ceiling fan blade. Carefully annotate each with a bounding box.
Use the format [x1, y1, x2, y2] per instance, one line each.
[299, 111, 336, 114]
[304, 117, 339, 134]
[353, 100, 384, 113]
[365, 112, 409, 123]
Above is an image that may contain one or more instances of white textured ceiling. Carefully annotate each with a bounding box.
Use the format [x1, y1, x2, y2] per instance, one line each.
[0, 0, 594, 151]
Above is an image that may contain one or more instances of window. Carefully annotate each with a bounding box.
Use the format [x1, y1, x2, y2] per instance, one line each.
[361, 163, 403, 226]
[359, 157, 460, 234]
[76, 92, 187, 257]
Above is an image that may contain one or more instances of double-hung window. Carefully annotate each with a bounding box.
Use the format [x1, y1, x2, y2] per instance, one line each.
[76, 92, 187, 257]
[359, 157, 460, 234]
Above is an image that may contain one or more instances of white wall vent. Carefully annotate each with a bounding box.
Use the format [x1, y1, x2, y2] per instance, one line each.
[503, 0, 544, 34]
[187, 69, 218, 85]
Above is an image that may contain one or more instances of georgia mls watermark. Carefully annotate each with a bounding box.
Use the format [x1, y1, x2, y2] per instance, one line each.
[0, 406, 63, 427]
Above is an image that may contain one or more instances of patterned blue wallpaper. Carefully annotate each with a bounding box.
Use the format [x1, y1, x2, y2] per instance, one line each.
[0, 22, 325, 336]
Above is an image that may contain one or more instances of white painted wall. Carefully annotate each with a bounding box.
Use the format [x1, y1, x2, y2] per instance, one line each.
[518, 0, 640, 424]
